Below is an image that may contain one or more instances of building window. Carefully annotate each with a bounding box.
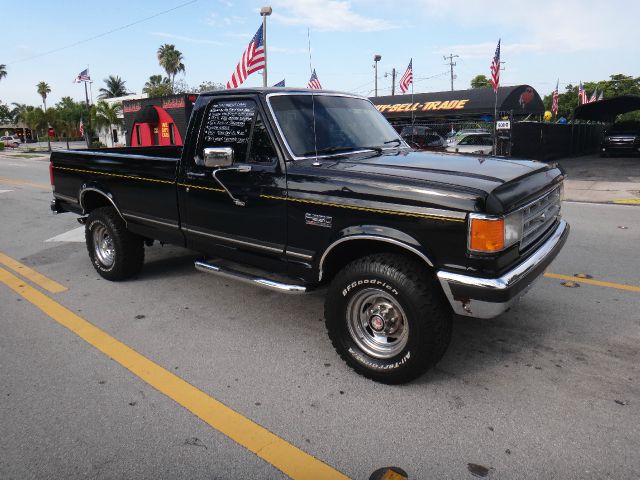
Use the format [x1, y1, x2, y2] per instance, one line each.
[135, 125, 141, 145]
[169, 123, 175, 145]
[112, 129, 118, 144]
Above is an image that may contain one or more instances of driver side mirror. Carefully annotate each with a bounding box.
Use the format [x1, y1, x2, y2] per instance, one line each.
[203, 147, 234, 168]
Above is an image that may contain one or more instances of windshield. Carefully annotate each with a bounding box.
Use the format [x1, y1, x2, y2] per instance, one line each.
[268, 94, 404, 158]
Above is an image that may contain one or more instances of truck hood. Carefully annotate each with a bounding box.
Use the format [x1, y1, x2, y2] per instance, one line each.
[289, 150, 564, 215]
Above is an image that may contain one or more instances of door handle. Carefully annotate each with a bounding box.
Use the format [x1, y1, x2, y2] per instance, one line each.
[186, 171, 206, 178]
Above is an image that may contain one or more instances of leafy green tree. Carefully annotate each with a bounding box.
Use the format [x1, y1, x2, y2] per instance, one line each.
[36, 81, 52, 151]
[92, 100, 122, 146]
[98, 75, 130, 99]
[0, 103, 11, 122]
[193, 81, 224, 93]
[55, 97, 85, 148]
[24, 107, 46, 143]
[142, 74, 173, 97]
[157, 44, 185, 93]
[11, 103, 33, 141]
[542, 74, 640, 121]
[470, 74, 491, 88]
[0, 64, 7, 82]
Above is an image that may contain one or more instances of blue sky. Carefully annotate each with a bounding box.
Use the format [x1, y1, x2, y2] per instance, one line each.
[1, 0, 638, 107]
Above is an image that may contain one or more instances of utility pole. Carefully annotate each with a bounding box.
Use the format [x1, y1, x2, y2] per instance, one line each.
[443, 53, 458, 91]
[384, 68, 397, 95]
[260, 6, 272, 87]
[373, 54, 382, 97]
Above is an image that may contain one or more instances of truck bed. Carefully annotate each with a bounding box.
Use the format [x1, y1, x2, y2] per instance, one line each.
[50, 146, 184, 245]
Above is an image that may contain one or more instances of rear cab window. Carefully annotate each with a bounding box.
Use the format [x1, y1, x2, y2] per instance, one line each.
[196, 98, 278, 166]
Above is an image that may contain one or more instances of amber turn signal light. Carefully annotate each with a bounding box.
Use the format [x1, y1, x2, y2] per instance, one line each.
[469, 217, 505, 252]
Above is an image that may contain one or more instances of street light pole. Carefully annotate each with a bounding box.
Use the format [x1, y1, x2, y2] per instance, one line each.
[373, 54, 381, 97]
[260, 6, 272, 88]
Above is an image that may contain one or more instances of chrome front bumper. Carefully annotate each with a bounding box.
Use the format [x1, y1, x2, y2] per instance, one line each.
[437, 219, 569, 319]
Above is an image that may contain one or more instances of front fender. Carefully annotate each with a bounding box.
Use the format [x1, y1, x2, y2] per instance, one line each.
[318, 224, 435, 281]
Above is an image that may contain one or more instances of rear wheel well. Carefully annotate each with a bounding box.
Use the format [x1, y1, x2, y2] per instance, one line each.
[320, 239, 433, 284]
[81, 190, 123, 218]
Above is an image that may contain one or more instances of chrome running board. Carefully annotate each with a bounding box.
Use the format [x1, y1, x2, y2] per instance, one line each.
[195, 259, 307, 294]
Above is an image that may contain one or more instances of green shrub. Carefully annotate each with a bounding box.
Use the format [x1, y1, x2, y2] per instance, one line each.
[0, 142, 4, 150]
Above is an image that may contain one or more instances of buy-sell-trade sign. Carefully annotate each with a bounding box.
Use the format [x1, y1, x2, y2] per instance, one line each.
[375, 99, 470, 114]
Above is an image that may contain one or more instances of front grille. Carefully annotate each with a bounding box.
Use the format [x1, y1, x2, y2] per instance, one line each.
[520, 186, 562, 251]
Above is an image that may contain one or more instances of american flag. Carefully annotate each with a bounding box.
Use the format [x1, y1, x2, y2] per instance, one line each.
[79, 118, 85, 136]
[399, 58, 413, 94]
[589, 89, 598, 103]
[578, 82, 587, 105]
[598, 91, 604, 101]
[74, 68, 90, 83]
[272, 79, 285, 87]
[226, 24, 265, 89]
[551, 79, 559, 116]
[307, 69, 322, 89]
[490, 39, 501, 93]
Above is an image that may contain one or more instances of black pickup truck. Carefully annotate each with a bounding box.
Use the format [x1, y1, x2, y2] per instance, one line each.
[50, 88, 569, 384]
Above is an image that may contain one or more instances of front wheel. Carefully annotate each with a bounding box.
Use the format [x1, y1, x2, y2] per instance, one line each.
[324, 254, 452, 384]
[85, 207, 144, 281]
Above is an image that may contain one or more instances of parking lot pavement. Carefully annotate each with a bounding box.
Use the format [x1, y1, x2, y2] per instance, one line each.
[1, 157, 639, 479]
[559, 154, 640, 204]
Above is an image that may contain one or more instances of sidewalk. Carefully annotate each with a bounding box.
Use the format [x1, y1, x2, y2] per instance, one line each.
[557, 154, 640, 205]
[564, 180, 640, 205]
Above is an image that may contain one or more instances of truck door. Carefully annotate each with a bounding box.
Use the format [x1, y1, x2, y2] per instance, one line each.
[179, 96, 288, 272]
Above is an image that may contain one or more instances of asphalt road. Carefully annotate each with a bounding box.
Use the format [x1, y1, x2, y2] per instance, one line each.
[1, 154, 639, 479]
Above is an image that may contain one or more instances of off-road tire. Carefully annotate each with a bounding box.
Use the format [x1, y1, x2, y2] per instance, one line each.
[85, 207, 144, 281]
[325, 253, 452, 384]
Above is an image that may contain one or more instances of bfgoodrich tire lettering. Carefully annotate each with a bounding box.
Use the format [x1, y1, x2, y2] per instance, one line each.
[85, 207, 144, 281]
[325, 253, 452, 384]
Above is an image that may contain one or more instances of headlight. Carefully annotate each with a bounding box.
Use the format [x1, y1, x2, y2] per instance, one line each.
[468, 211, 523, 253]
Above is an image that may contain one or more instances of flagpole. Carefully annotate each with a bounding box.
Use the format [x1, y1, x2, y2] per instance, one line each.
[260, 7, 272, 88]
[410, 67, 415, 144]
[493, 88, 498, 155]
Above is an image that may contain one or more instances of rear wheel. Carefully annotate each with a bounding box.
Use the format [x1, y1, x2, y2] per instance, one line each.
[324, 253, 452, 384]
[85, 207, 144, 281]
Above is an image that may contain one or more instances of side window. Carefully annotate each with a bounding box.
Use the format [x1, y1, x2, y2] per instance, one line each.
[247, 112, 278, 164]
[198, 99, 257, 165]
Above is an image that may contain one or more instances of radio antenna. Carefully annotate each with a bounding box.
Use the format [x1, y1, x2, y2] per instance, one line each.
[307, 27, 320, 165]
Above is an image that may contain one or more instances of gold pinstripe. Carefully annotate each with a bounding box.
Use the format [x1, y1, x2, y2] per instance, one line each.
[54, 166, 175, 185]
[261, 194, 465, 222]
[177, 182, 225, 193]
[55, 166, 464, 222]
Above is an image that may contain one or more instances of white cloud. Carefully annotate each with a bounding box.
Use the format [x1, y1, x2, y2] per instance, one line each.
[421, 0, 640, 54]
[149, 32, 225, 46]
[271, 0, 395, 32]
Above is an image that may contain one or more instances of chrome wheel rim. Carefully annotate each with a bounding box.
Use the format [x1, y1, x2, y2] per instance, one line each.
[93, 224, 115, 268]
[346, 288, 409, 359]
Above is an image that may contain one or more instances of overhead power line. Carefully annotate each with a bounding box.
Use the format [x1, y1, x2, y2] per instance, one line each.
[7, 0, 198, 65]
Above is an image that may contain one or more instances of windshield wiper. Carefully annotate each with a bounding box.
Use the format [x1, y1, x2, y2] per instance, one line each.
[383, 138, 402, 146]
[300, 146, 365, 156]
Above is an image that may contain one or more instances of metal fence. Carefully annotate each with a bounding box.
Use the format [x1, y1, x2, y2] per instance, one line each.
[389, 115, 604, 161]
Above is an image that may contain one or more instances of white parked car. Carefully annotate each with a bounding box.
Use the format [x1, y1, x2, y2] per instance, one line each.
[0, 135, 20, 148]
[445, 133, 493, 155]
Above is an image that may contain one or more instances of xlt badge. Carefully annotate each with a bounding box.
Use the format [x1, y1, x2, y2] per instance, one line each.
[305, 213, 332, 228]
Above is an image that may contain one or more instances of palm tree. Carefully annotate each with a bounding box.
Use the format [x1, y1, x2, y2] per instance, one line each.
[142, 74, 172, 97]
[93, 101, 122, 146]
[0, 64, 7, 82]
[12, 103, 32, 142]
[24, 108, 46, 143]
[36, 81, 52, 151]
[157, 44, 185, 93]
[55, 97, 83, 148]
[98, 75, 130, 99]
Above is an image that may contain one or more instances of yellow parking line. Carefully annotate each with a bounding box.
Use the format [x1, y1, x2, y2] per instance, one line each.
[0, 252, 67, 293]
[544, 272, 640, 293]
[0, 176, 50, 190]
[613, 199, 640, 205]
[0, 266, 349, 480]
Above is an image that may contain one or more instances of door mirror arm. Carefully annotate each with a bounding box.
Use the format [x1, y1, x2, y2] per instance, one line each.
[212, 165, 253, 206]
